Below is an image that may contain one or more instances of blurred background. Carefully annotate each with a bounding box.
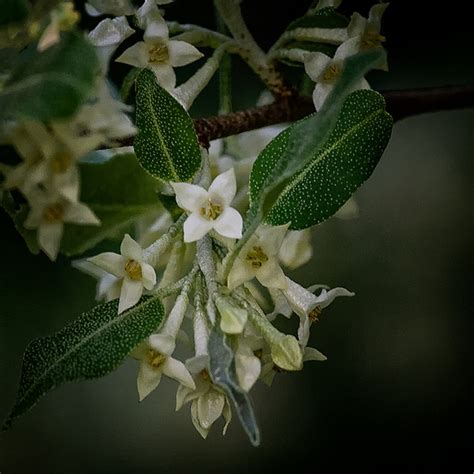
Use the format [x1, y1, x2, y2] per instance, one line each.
[0, 1, 472, 473]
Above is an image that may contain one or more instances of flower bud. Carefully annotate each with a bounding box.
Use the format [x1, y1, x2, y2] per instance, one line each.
[216, 297, 248, 335]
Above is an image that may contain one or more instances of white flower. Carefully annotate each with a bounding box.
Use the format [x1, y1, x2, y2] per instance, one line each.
[279, 229, 313, 270]
[24, 191, 100, 261]
[228, 224, 289, 290]
[130, 340, 195, 401]
[235, 334, 262, 392]
[347, 3, 388, 64]
[116, 13, 203, 91]
[304, 37, 370, 110]
[88, 234, 156, 314]
[171, 168, 243, 243]
[88, 16, 135, 71]
[282, 277, 354, 347]
[176, 368, 232, 439]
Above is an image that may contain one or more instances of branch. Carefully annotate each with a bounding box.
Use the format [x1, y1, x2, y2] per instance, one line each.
[193, 85, 474, 147]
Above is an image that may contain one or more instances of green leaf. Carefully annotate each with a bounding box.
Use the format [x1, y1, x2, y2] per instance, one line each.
[286, 7, 348, 31]
[0, 31, 100, 122]
[134, 69, 202, 183]
[0, 0, 29, 26]
[250, 89, 392, 229]
[3, 295, 164, 430]
[0, 190, 39, 254]
[208, 328, 260, 447]
[60, 151, 160, 256]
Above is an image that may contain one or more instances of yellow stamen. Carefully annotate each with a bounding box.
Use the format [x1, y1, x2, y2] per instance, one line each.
[245, 246, 268, 268]
[361, 31, 386, 50]
[124, 259, 142, 281]
[148, 42, 169, 63]
[322, 63, 341, 83]
[200, 200, 222, 221]
[200, 369, 210, 381]
[50, 152, 73, 174]
[308, 306, 322, 322]
[43, 203, 64, 223]
[147, 349, 167, 368]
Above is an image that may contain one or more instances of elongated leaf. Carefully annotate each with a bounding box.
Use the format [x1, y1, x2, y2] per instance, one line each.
[134, 69, 202, 183]
[208, 328, 260, 446]
[60, 151, 160, 256]
[286, 7, 348, 31]
[250, 90, 392, 229]
[3, 295, 164, 430]
[0, 31, 99, 121]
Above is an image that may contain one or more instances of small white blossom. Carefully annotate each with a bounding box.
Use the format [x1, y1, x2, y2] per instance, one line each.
[304, 37, 370, 110]
[279, 229, 313, 270]
[282, 277, 354, 346]
[24, 191, 100, 261]
[116, 13, 203, 91]
[171, 168, 243, 243]
[228, 224, 289, 290]
[88, 234, 156, 314]
[130, 340, 195, 401]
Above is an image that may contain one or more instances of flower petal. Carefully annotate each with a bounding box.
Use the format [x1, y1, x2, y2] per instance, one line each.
[222, 399, 232, 435]
[317, 287, 355, 309]
[183, 213, 213, 243]
[120, 234, 143, 261]
[64, 202, 100, 225]
[141, 262, 156, 289]
[256, 259, 287, 289]
[148, 333, 176, 356]
[137, 360, 162, 401]
[118, 279, 143, 314]
[304, 347, 327, 362]
[168, 40, 203, 67]
[208, 168, 236, 207]
[88, 252, 125, 278]
[38, 222, 63, 261]
[142, 11, 168, 39]
[334, 37, 361, 60]
[197, 390, 225, 430]
[170, 182, 208, 213]
[176, 383, 196, 411]
[149, 63, 176, 91]
[235, 351, 261, 392]
[162, 357, 196, 389]
[257, 223, 289, 257]
[115, 42, 149, 68]
[227, 257, 256, 290]
[191, 400, 209, 439]
[279, 229, 313, 269]
[312, 82, 333, 111]
[304, 52, 331, 82]
[213, 207, 243, 239]
[297, 317, 311, 348]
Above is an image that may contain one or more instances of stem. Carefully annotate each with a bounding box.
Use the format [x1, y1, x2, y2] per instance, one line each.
[143, 214, 186, 267]
[193, 274, 210, 356]
[214, 0, 291, 97]
[196, 235, 218, 324]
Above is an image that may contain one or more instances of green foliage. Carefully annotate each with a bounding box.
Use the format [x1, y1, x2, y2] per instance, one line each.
[0, 31, 99, 122]
[60, 151, 160, 256]
[250, 90, 392, 229]
[134, 69, 202, 183]
[3, 295, 165, 430]
[208, 328, 260, 446]
[286, 7, 348, 31]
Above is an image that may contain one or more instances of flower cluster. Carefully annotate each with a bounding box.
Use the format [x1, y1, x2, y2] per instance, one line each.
[81, 127, 354, 438]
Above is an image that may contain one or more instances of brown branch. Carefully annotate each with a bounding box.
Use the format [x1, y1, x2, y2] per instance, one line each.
[193, 85, 474, 148]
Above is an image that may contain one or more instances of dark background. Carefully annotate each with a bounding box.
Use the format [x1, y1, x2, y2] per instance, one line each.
[1, 1, 472, 473]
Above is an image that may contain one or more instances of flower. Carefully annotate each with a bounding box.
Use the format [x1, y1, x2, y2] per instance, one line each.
[88, 234, 156, 314]
[176, 368, 232, 439]
[235, 334, 262, 392]
[116, 13, 203, 91]
[304, 37, 370, 110]
[278, 229, 313, 270]
[282, 277, 354, 346]
[215, 295, 248, 335]
[227, 224, 289, 290]
[24, 191, 100, 261]
[130, 340, 195, 401]
[171, 168, 243, 243]
[347, 3, 389, 58]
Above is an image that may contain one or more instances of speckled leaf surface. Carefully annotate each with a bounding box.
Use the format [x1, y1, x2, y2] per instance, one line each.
[134, 69, 202, 183]
[250, 90, 392, 229]
[3, 295, 164, 430]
